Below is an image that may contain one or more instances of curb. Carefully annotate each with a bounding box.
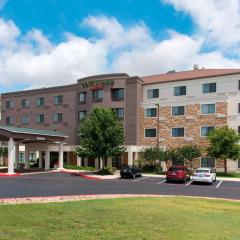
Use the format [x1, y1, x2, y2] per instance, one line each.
[0, 173, 21, 177]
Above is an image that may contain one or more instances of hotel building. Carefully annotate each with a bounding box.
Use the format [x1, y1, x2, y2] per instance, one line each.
[1, 69, 240, 172]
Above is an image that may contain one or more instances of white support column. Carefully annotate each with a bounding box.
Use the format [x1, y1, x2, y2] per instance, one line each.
[128, 147, 133, 166]
[58, 142, 64, 170]
[24, 145, 30, 169]
[100, 158, 103, 169]
[8, 138, 15, 174]
[14, 143, 19, 169]
[77, 156, 82, 167]
[39, 151, 43, 168]
[45, 149, 50, 170]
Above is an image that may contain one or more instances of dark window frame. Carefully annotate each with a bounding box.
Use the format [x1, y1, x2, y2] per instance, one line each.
[174, 86, 186, 96]
[145, 108, 157, 117]
[147, 89, 159, 99]
[79, 111, 87, 121]
[36, 97, 45, 107]
[92, 89, 104, 102]
[79, 92, 87, 104]
[145, 128, 157, 138]
[172, 127, 185, 137]
[53, 113, 63, 122]
[172, 106, 185, 116]
[54, 95, 63, 105]
[202, 83, 216, 93]
[36, 114, 45, 123]
[111, 88, 124, 101]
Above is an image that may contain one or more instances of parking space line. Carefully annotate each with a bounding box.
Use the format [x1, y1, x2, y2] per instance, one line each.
[216, 180, 223, 188]
[185, 180, 193, 186]
[132, 177, 150, 182]
[157, 179, 166, 184]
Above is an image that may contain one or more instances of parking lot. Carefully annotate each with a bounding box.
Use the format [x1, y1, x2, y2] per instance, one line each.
[1, 172, 240, 200]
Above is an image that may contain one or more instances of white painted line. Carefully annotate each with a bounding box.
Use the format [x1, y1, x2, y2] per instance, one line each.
[185, 180, 193, 186]
[216, 180, 223, 189]
[132, 177, 150, 182]
[157, 179, 166, 184]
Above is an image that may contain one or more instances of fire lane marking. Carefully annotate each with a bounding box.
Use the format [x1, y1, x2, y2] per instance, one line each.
[216, 180, 223, 189]
[132, 177, 150, 183]
[157, 179, 166, 184]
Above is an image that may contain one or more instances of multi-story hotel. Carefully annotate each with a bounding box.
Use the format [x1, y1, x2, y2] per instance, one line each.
[1, 68, 240, 172]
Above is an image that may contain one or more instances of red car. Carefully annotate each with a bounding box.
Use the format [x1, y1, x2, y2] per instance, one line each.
[166, 166, 191, 183]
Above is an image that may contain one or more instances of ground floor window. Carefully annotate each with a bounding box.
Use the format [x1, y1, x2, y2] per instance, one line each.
[145, 128, 157, 138]
[19, 152, 25, 163]
[201, 157, 215, 168]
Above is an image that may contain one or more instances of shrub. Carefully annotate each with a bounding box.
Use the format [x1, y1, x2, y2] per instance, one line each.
[64, 165, 94, 171]
[142, 164, 163, 174]
[95, 167, 117, 175]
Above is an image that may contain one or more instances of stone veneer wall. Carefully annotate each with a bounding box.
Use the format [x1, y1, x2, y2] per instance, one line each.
[140, 102, 228, 169]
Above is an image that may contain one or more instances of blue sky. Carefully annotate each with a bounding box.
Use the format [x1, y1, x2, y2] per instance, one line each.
[0, 0, 240, 92]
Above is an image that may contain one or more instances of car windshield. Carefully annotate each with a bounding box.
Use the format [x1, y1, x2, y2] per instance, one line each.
[196, 169, 209, 173]
[168, 167, 185, 171]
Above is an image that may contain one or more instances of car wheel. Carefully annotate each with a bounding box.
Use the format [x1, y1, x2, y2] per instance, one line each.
[132, 173, 136, 179]
[214, 176, 217, 182]
[183, 177, 187, 183]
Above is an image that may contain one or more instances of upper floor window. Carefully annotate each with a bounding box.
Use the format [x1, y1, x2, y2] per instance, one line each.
[172, 106, 185, 116]
[201, 103, 216, 114]
[145, 108, 157, 117]
[174, 86, 186, 96]
[53, 113, 63, 122]
[79, 92, 87, 103]
[22, 115, 30, 124]
[112, 88, 124, 101]
[147, 89, 159, 99]
[201, 157, 215, 168]
[172, 127, 184, 137]
[201, 126, 215, 137]
[145, 128, 157, 138]
[36, 97, 45, 106]
[202, 83, 216, 93]
[79, 111, 87, 121]
[93, 89, 103, 102]
[54, 95, 63, 105]
[6, 116, 13, 126]
[22, 99, 30, 108]
[114, 108, 124, 119]
[6, 100, 13, 109]
[36, 114, 45, 123]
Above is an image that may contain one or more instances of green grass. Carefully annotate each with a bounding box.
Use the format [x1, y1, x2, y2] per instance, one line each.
[217, 172, 240, 178]
[63, 165, 94, 171]
[0, 197, 240, 240]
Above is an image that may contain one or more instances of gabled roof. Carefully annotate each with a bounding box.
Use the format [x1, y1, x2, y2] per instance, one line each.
[141, 69, 240, 85]
[0, 126, 68, 138]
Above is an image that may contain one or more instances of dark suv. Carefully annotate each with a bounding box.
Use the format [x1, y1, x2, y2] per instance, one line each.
[120, 165, 142, 179]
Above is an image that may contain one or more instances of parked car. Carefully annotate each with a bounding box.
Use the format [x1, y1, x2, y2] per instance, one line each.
[166, 166, 191, 183]
[192, 168, 216, 184]
[120, 165, 142, 179]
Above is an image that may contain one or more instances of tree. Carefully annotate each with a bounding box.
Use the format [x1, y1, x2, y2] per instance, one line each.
[75, 107, 125, 169]
[207, 126, 240, 174]
[0, 147, 7, 157]
[178, 145, 201, 169]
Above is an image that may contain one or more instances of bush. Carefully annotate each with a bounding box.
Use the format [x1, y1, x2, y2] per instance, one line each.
[95, 167, 117, 175]
[64, 165, 94, 171]
[142, 164, 163, 174]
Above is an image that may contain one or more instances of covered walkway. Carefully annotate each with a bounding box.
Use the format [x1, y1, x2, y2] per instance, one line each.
[0, 126, 68, 175]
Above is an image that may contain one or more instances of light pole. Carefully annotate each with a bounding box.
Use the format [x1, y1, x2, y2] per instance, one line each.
[155, 103, 160, 149]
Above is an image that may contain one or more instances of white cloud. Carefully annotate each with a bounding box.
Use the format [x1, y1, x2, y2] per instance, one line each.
[0, 14, 239, 90]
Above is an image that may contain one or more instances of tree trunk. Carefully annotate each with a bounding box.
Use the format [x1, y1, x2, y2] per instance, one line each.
[224, 159, 227, 174]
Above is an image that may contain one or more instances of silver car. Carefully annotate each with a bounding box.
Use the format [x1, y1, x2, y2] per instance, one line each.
[192, 168, 217, 184]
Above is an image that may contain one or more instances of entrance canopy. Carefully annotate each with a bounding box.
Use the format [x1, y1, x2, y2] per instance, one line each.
[0, 126, 68, 175]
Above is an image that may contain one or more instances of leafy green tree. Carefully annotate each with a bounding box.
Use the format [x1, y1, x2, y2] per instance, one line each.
[207, 126, 240, 174]
[178, 145, 201, 169]
[0, 147, 7, 157]
[75, 107, 125, 169]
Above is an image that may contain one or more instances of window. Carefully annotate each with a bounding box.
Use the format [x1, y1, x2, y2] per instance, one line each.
[147, 89, 159, 99]
[54, 113, 63, 122]
[6, 100, 13, 109]
[112, 88, 124, 101]
[174, 86, 186, 96]
[21, 115, 29, 124]
[114, 108, 124, 119]
[6, 116, 13, 125]
[54, 95, 63, 105]
[79, 111, 87, 121]
[145, 108, 157, 117]
[172, 106, 185, 116]
[145, 128, 157, 138]
[21, 99, 30, 108]
[201, 103, 216, 114]
[201, 157, 215, 168]
[36, 114, 45, 123]
[172, 127, 184, 137]
[36, 97, 44, 106]
[29, 153, 36, 161]
[79, 92, 87, 103]
[93, 89, 103, 102]
[202, 83, 216, 93]
[19, 152, 25, 163]
[201, 126, 215, 137]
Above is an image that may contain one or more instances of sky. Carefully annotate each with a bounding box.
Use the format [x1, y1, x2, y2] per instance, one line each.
[0, 0, 240, 92]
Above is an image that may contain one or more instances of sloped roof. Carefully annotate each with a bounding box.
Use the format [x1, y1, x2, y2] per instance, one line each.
[0, 126, 68, 138]
[141, 69, 240, 85]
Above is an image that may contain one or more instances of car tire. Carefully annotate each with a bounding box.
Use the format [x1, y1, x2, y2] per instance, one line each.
[183, 177, 187, 183]
[132, 173, 136, 179]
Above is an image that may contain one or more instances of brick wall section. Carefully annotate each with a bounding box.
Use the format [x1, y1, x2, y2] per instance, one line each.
[140, 102, 228, 169]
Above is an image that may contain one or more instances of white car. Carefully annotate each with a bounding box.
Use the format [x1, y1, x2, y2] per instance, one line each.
[192, 168, 216, 184]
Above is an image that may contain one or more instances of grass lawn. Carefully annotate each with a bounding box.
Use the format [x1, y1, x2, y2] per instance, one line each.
[0, 197, 240, 240]
[217, 172, 240, 178]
